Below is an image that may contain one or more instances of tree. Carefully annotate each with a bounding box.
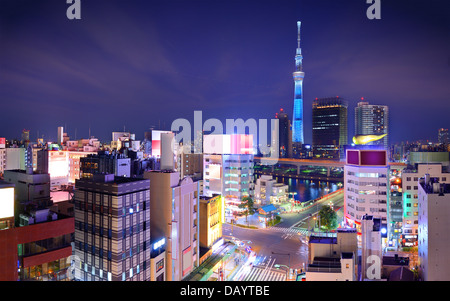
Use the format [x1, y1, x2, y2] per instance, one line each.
[318, 205, 338, 230]
[238, 196, 255, 225]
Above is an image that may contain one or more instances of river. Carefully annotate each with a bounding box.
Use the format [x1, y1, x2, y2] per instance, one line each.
[261, 175, 343, 203]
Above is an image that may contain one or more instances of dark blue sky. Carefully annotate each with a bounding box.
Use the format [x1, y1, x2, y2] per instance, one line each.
[1, 0, 449, 144]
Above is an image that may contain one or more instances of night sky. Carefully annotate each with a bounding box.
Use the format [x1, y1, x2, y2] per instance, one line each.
[1, 0, 449, 145]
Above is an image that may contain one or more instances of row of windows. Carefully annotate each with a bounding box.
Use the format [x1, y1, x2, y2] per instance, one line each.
[76, 239, 150, 260]
[80, 260, 148, 281]
[17, 234, 73, 257]
[347, 180, 387, 187]
[75, 200, 148, 215]
[347, 172, 387, 178]
[75, 221, 148, 238]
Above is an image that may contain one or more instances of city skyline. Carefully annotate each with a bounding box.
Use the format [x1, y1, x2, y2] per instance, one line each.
[1, 0, 449, 145]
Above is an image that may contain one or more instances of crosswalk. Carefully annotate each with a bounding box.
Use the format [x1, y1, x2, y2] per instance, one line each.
[243, 266, 286, 281]
[266, 226, 310, 238]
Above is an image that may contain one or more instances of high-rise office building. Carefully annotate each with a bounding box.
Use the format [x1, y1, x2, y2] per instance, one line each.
[312, 97, 348, 159]
[292, 21, 305, 144]
[74, 174, 151, 281]
[355, 101, 389, 149]
[275, 108, 292, 158]
[438, 128, 449, 145]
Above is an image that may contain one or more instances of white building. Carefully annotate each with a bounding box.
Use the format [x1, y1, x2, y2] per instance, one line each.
[254, 175, 288, 206]
[5, 148, 26, 171]
[361, 215, 383, 280]
[401, 163, 450, 246]
[344, 149, 389, 241]
[418, 176, 450, 281]
[143, 170, 200, 281]
[0, 148, 6, 175]
[203, 134, 254, 216]
[305, 229, 358, 281]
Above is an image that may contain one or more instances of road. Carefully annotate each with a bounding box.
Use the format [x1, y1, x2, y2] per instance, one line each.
[224, 190, 344, 280]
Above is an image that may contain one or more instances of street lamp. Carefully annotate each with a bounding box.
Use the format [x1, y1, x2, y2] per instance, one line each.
[272, 252, 291, 280]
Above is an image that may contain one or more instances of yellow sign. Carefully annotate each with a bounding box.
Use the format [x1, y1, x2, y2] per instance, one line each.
[352, 134, 387, 145]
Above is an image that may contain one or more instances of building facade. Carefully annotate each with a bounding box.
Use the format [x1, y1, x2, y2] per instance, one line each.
[0, 180, 74, 281]
[418, 177, 450, 281]
[199, 194, 223, 251]
[143, 170, 200, 281]
[401, 164, 450, 247]
[312, 97, 348, 159]
[80, 151, 131, 179]
[275, 108, 292, 158]
[74, 174, 151, 281]
[203, 134, 254, 216]
[254, 175, 288, 206]
[355, 101, 389, 149]
[438, 128, 449, 145]
[344, 149, 389, 240]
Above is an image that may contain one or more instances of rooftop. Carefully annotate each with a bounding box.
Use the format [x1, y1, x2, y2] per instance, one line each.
[309, 235, 337, 244]
[388, 266, 414, 281]
[307, 257, 341, 273]
[383, 255, 409, 266]
[420, 176, 450, 194]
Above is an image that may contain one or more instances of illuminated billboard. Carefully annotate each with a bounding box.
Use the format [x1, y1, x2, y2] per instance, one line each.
[48, 151, 69, 179]
[346, 149, 387, 166]
[0, 187, 14, 219]
[0, 137, 5, 149]
[151, 130, 171, 157]
[203, 134, 253, 155]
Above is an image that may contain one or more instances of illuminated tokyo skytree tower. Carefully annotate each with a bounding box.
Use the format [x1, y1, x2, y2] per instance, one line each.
[292, 21, 304, 144]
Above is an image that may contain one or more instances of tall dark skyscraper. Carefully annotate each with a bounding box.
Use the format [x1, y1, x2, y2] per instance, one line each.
[275, 108, 292, 158]
[292, 21, 304, 144]
[312, 97, 348, 159]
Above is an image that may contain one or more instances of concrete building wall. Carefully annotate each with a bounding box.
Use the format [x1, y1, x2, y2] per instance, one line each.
[418, 179, 450, 281]
[144, 171, 199, 281]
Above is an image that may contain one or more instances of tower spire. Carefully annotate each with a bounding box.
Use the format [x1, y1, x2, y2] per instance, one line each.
[295, 21, 303, 72]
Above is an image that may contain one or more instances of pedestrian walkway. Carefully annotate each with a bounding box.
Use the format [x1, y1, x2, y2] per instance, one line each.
[266, 225, 308, 235]
[243, 266, 286, 281]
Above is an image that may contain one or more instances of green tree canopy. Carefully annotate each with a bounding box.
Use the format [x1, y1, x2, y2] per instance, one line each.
[318, 205, 338, 230]
[238, 196, 255, 222]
